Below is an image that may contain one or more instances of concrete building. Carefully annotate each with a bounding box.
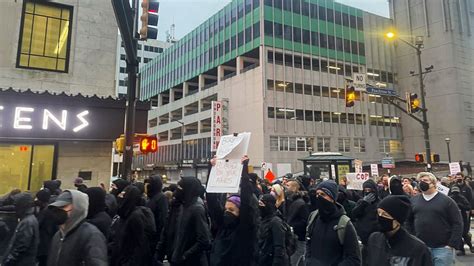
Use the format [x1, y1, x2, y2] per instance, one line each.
[389, 0, 474, 164]
[0, 0, 147, 194]
[137, 0, 402, 182]
[115, 37, 171, 97]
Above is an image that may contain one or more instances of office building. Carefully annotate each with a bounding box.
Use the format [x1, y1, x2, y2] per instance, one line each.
[137, 0, 401, 181]
[389, 0, 474, 164]
[115, 38, 171, 97]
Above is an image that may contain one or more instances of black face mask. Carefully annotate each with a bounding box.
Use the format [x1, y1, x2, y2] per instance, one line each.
[378, 216, 395, 232]
[315, 196, 336, 217]
[49, 207, 68, 225]
[223, 211, 239, 228]
[363, 191, 373, 197]
[419, 181, 430, 192]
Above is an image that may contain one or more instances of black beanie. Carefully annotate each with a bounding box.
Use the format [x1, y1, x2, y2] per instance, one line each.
[315, 180, 338, 201]
[378, 195, 411, 223]
[36, 188, 51, 203]
[260, 194, 276, 207]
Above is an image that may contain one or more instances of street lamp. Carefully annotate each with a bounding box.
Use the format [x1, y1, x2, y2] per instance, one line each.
[385, 31, 433, 171]
[445, 138, 451, 163]
[171, 118, 185, 166]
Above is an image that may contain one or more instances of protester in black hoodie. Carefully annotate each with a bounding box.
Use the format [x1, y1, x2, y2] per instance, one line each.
[352, 179, 380, 263]
[337, 186, 356, 219]
[305, 180, 360, 266]
[145, 175, 168, 250]
[170, 177, 211, 266]
[367, 195, 432, 266]
[85, 187, 112, 238]
[2, 192, 39, 266]
[155, 194, 183, 264]
[257, 194, 289, 266]
[106, 178, 130, 218]
[285, 179, 309, 265]
[389, 176, 406, 196]
[208, 156, 259, 266]
[43, 180, 61, 202]
[110, 185, 154, 266]
[35, 189, 58, 266]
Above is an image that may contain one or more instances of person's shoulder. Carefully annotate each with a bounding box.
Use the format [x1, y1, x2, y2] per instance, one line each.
[404, 232, 430, 252]
[80, 222, 106, 239]
[368, 231, 385, 244]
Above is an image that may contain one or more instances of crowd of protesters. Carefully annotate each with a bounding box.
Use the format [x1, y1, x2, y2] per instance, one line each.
[0, 157, 473, 266]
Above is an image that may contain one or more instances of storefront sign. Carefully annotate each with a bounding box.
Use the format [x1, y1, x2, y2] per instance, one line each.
[0, 106, 89, 132]
[211, 101, 223, 152]
[0, 90, 148, 141]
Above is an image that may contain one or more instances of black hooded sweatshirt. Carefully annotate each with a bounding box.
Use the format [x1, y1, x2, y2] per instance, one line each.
[2, 193, 39, 266]
[285, 191, 309, 241]
[171, 177, 211, 266]
[43, 180, 61, 202]
[110, 186, 153, 266]
[352, 179, 380, 245]
[208, 159, 259, 266]
[145, 175, 168, 246]
[86, 187, 112, 238]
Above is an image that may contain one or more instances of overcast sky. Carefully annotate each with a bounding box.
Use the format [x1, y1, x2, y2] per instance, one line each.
[157, 0, 389, 40]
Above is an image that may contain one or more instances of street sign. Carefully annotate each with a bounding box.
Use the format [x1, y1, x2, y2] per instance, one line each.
[382, 157, 395, 169]
[366, 87, 398, 96]
[352, 73, 366, 91]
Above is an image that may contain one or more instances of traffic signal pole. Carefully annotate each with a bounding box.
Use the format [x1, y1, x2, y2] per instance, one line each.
[112, 0, 139, 180]
[416, 47, 432, 171]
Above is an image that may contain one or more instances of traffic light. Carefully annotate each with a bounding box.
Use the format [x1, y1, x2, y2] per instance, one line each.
[345, 85, 356, 107]
[139, 136, 158, 153]
[139, 0, 159, 40]
[431, 153, 440, 163]
[406, 92, 421, 114]
[415, 153, 424, 163]
[115, 136, 125, 153]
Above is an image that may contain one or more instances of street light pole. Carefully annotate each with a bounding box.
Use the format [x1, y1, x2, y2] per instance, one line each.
[445, 138, 452, 163]
[386, 33, 432, 171]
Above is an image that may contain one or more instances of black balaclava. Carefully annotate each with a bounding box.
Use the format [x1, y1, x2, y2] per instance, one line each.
[111, 178, 130, 197]
[259, 194, 277, 218]
[117, 185, 141, 218]
[337, 186, 348, 204]
[13, 192, 34, 219]
[177, 177, 202, 205]
[145, 175, 163, 198]
[85, 187, 106, 219]
[389, 176, 405, 196]
[362, 179, 379, 199]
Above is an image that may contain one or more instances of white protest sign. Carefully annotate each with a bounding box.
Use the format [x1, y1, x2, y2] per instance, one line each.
[370, 164, 379, 177]
[346, 172, 370, 190]
[354, 160, 363, 173]
[449, 162, 461, 175]
[207, 132, 251, 193]
[437, 183, 450, 195]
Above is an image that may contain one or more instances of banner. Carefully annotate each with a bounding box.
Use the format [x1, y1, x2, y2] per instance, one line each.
[211, 101, 223, 152]
[346, 172, 370, 190]
[207, 132, 251, 193]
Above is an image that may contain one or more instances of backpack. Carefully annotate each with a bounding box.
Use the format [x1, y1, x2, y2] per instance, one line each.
[277, 216, 298, 256]
[305, 210, 351, 245]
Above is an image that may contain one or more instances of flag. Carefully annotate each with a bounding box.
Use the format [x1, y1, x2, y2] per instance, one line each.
[265, 169, 276, 182]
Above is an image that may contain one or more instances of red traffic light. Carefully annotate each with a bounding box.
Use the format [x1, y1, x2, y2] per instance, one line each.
[140, 136, 158, 153]
[415, 153, 424, 163]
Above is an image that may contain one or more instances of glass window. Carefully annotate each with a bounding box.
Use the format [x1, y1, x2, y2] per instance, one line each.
[319, 33, 327, 48]
[338, 138, 351, 152]
[354, 138, 366, 152]
[379, 139, 390, 153]
[302, 29, 310, 45]
[289, 137, 297, 151]
[253, 22, 260, 39]
[279, 137, 289, 151]
[304, 110, 313, 120]
[17, 1, 73, 72]
[319, 6, 326, 20]
[245, 26, 252, 43]
[275, 23, 283, 38]
[334, 10, 342, 25]
[264, 20, 273, 36]
[293, 27, 301, 42]
[284, 25, 292, 41]
[270, 136, 279, 151]
[297, 138, 306, 151]
[268, 106, 275, 117]
[317, 137, 331, 152]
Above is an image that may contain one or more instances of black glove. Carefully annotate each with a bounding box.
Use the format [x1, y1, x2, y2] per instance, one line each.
[363, 193, 376, 204]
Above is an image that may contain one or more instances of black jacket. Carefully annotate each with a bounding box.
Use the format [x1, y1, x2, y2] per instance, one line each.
[36, 207, 58, 257]
[352, 180, 380, 245]
[110, 186, 154, 266]
[257, 215, 289, 266]
[145, 175, 168, 246]
[305, 204, 361, 266]
[366, 229, 433, 266]
[85, 187, 112, 238]
[285, 192, 309, 241]
[47, 190, 107, 266]
[2, 212, 39, 266]
[449, 192, 471, 235]
[208, 161, 259, 266]
[87, 211, 112, 238]
[171, 177, 211, 266]
[156, 199, 182, 262]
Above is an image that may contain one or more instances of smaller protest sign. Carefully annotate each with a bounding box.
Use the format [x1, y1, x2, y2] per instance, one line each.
[346, 172, 370, 190]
